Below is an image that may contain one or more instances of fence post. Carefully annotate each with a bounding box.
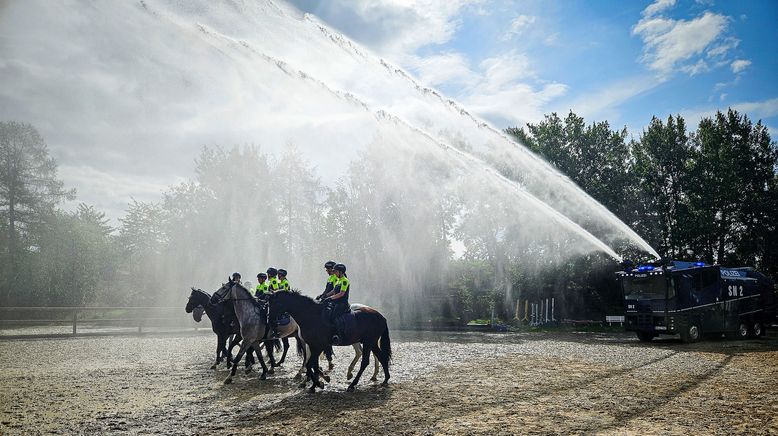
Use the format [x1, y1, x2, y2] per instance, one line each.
[72, 310, 78, 335]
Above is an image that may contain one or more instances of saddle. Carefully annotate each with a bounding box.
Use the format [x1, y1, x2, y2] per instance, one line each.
[332, 311, 357, 345]
[277, 313, 291, 326]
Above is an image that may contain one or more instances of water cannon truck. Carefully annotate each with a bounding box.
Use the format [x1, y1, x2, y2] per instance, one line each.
[616, 260, 777, 342]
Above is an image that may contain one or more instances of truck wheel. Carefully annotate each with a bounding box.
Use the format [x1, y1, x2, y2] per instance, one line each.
[750, 322, 763, 338]
[680, 324, 701, 343]
[636, 332, 655, 342]
[736, 322, 749, 339]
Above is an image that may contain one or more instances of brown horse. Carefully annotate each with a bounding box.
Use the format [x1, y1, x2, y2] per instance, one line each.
[268, 290, 391, 392]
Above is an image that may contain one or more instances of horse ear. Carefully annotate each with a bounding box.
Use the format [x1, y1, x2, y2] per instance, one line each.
[191, 286, 196, 291]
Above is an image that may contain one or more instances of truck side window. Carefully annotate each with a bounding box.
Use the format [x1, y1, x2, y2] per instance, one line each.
[675, 273, 693, 302]
[694, 269, 720, 305]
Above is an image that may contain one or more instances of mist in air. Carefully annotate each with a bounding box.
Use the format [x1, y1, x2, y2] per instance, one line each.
[0, 0, 657, 317]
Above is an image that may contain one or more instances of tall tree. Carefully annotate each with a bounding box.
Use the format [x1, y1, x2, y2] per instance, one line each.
[0, 121, 74, 303]
[506, 111, 633, 219]
[631, 115, 693, 258]
[689, 109, 777, 265]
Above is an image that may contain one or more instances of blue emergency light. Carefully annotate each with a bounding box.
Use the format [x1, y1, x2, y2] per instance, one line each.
[637, 265, 655, 272]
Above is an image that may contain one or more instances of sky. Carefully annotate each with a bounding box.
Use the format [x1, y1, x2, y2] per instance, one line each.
[0, 0, 776, 223]
[290, 0, 778, 137]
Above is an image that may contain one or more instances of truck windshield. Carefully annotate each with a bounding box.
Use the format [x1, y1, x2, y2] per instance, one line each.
[623, 275, 666, 300]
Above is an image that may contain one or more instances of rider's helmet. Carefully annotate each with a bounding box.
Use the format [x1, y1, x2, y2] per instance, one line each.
[232, 272, 242, 280]
[257, 272, 267, 279]
[324, 260, 336, 269]
[266, 267, 278, 276]
[333, 263, 346, 273]
[278, 268, 287, 277]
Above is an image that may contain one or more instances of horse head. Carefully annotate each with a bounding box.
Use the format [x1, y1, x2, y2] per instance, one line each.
[192, 306, 205, 322]
[185, 287, 200, 313]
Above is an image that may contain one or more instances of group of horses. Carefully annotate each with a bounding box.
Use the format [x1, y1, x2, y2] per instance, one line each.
[185, 281, 391, 392]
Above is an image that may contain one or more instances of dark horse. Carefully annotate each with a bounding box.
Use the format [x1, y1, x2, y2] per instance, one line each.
[185, 286, 261, 370]
[268, 290, 391, 392]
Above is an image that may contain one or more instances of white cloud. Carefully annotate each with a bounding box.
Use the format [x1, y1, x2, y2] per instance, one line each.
[556, 75, 666, 124]
[730, 59, 751, 73]
[633, 11, 728, 76]
[681, 59, 709, 76]
[719, 93, 727, 101]
[706, 37, 739, 58]
[502, 14, 536, 40]
[476, 51, 534, 91]
[408, 50, 565, 127]
[679, 97, 778, 134]
[642, 0, 677, 17]
[410, 52, 476, 86]
[713, 82, 728, 91]
[289, 0, 480, 59]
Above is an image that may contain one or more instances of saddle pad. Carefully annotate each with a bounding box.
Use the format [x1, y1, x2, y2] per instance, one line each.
[277, 314, 291, 326]
[338, 311, 358, 345]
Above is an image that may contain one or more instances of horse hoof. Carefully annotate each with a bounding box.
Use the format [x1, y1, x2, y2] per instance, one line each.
[346, 386, 355, 392]
[347, 373, 353, 380]
[370, 377, 378, 382]
[223, 378, 232, 385]
[226, 363, 232, 369]
[298, 382, 306, 389]
[381, 382, 389, 387]
[308, 387, 316, 394]
[245, 368, 252, 375]
[210, 365, 217, 370]
[259, 373, 267, 380]
[322, 375, 331, 383]
[268, 369, 274, 375]
[293, 374, 302, 381]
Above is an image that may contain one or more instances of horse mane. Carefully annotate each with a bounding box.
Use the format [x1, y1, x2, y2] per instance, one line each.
[232, 282, 264, 307]
[193, 288, 210, 298]
[281, 288, 316, 303]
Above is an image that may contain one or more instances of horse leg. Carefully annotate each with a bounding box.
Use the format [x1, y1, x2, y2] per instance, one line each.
[265, 342, 276, 374]
[347, 343, 362, 380]
[306, 348, 323, 393]
[226, 334, 241, 369]
[251, 341, 269, 380]
[277, 337, 290, 365]
[244, 346, 256, 374]
[245, 346, 255, 372]
[297, 343, 310, 386]
[224, 340, 249, 384]
[212, 335, 224, 369]
[376, 340, 390, 386]
[370, 348, 381, 382]
[347, 341, 373, 392]
[327, 347, 335, 372]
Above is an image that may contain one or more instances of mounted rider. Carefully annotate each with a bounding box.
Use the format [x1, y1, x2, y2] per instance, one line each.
[266, 267, 281, 293]
[255, 272, 270, 300]
[277, 269, 290, 291]
[316, 260, 338, 301]
[267, 267, 286, 338]
[209, 272, 242, 328]
[322, 263, 350, 345]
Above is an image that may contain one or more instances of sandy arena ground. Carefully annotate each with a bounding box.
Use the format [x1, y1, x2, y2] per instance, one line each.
[1, 329, 777, 435]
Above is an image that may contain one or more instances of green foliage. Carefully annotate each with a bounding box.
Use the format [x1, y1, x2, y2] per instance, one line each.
[1, 107, 774, 326]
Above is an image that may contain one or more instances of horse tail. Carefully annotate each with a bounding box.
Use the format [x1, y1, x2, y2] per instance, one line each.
[379, 326, 392, 366]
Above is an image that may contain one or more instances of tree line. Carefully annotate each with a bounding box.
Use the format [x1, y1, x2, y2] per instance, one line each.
[1, 108, 775, 323]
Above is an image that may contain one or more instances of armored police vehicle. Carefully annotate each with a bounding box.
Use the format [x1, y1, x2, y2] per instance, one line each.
[617, 260, 777, 342]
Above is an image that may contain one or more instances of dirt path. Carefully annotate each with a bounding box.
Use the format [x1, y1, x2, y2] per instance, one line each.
[1, 331, 776, 435]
